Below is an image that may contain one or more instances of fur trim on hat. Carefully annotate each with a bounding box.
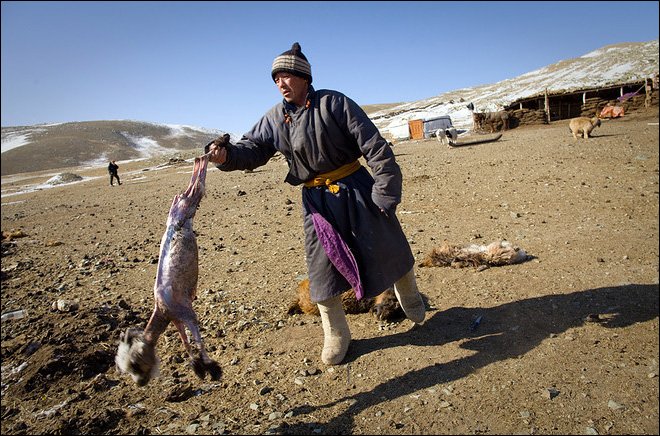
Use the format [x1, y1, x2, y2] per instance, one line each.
[271, 42, 312, 84]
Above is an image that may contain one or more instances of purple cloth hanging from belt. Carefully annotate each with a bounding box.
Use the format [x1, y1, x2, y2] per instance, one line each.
[308, 204, 364, 300]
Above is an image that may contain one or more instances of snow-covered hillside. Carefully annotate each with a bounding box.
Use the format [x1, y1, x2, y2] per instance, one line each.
[369, 40, 658, 138]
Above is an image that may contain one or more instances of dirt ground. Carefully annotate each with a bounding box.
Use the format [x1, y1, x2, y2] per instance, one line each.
[1, 111, 658, 435]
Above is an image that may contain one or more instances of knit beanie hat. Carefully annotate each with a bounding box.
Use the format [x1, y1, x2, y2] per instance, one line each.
[271, 42, 312, 84]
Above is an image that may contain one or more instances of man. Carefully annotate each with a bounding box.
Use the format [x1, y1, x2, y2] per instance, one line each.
[207, 42, 425, 365]
[108, 160, 121, 186]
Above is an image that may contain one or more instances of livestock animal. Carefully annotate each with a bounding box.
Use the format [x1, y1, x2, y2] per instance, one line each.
[116, 135, 230, 386]
[419, 240, 529, 269]
[436, 127, 458, 148]
[472, 111, 484, 131]
[568, 116, 601, 139]
[288, 278, 425, 323]
[473, 111, 509, 133]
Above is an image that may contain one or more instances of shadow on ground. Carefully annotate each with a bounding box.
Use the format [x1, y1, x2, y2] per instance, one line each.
[271, 283, 659, 435]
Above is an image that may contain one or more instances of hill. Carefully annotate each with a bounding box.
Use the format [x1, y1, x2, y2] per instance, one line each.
[361, 103, 406, 115]
[1, 120, 233, 176]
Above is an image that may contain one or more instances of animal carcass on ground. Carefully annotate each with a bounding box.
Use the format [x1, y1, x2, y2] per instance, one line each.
[419, 240, 529, 269]
[288, 278, 426, 323]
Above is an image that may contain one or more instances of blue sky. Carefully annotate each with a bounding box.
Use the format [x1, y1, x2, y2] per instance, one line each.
[2, 1, 658, 134]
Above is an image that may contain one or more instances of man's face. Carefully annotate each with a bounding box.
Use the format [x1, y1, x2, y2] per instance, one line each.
[274, 72, 308, 106]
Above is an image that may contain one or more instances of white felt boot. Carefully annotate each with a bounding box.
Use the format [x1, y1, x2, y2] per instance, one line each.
[317, 295, 351, 365]
[394, 268, 426, 324]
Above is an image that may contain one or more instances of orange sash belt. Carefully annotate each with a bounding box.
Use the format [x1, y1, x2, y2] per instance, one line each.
[303, 161, 362, 194]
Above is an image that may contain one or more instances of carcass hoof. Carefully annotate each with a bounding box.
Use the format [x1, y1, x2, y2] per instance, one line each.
[192, 358, 222, 381]
[207, 361, 222, 381]
[372, 300, 403, 322]
[371, 291, 404, 322]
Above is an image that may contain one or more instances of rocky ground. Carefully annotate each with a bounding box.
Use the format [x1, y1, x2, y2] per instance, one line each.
[1, 110, 658, 435]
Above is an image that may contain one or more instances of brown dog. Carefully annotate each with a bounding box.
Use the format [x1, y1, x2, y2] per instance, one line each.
[287, 278, 410, 322]
[568, 116, 601, 139]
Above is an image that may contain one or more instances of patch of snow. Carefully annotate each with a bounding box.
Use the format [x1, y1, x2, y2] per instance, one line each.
[120, 132, 172, 157]
[164, 123, 226, 137]
[1, 133, 31, 154]
[1, 175, 101, 199]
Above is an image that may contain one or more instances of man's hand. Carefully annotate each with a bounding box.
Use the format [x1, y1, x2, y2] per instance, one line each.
[205, 133, 231, 164]
[208, 144, 227, 164]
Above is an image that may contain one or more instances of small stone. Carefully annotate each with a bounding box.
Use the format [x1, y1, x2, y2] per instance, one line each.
[54, 299, 79, 312]
[607, 400, 624, 410]
[543, 387, 560, 400]
[268, 411, 283, 420]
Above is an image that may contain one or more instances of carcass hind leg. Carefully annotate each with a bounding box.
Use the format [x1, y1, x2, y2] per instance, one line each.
[174, 319, 222, 381]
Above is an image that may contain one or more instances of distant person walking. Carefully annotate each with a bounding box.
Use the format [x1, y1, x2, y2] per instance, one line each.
[108, 160, 121, 186]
